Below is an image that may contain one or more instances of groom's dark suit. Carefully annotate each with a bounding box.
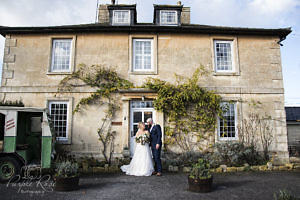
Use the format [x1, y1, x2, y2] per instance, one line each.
[149, 124, 162, 173]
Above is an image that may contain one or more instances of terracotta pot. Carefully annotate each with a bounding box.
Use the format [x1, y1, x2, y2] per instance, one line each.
[54, 176, 79, 191]
[188, 176, 213, 193]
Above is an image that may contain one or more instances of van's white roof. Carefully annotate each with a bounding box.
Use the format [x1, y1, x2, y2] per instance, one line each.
[0, 106, 46, 112]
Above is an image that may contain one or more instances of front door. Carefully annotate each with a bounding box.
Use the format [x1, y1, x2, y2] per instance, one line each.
[130, 101, 155, 156]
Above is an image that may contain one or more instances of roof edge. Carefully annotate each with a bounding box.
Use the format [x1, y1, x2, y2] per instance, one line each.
[0, 24, 292, 38]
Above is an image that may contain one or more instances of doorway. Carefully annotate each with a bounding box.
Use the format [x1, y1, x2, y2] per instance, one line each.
[130, 101, 155, 156]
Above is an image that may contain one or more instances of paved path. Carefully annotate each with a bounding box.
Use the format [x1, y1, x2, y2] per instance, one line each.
[0, 171, 299, 200]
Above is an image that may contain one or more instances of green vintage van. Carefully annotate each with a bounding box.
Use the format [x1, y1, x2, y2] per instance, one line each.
[0, 107, 55, 182]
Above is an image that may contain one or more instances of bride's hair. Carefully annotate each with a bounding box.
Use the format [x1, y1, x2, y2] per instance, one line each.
[138, 122, 145, 130]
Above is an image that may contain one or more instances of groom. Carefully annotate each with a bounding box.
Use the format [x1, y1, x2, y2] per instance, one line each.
[147, 118, 162, 176]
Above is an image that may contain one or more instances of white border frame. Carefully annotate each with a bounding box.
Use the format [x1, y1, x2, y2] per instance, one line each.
[112, 10, 131, 25]
[214, 40, 235, 73]
[132, 38, 154, 72]
[46, 97, 73, 144]
[160, 10, 178, 26]
[47, 35, 76, 75]
[50, 39, 73, 73]
[217, 102, 238, 141]
[48, 101, 69, 142]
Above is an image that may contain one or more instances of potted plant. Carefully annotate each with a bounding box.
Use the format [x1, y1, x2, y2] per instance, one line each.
[54, 156, 80, 191]
[122, 147, 130, 158]
[188, 158, 213, 193]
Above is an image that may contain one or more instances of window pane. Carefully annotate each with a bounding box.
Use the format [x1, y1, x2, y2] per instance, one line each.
[161, 11, 177, 24]
[144, 112, 153, 123]
[113, 10, 130, 24]
[133, 125, 138, 136]
[133, 112, 142, 123]
[51, 39, 72, 72]
[131, 101, 153, 109]
[219, 102, 236, 139]
[133, 39, 153, 71]
[49, 102, 68, 139]
[214, 41, 233, 72]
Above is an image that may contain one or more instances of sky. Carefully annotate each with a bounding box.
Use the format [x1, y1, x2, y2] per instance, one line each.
[0, 0, 299, 105]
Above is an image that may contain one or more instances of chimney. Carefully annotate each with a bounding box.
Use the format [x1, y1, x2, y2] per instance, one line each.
[98, 5, 109, 24]
[177, 1, 182, 5]
[181, 7, 190, 24]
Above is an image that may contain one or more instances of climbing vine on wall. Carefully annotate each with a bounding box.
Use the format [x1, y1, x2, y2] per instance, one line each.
[143, 67, 225, 152]
[58, 64, 133, 113]
[58, 64, 225, 157]
[58, 64, 133, 164]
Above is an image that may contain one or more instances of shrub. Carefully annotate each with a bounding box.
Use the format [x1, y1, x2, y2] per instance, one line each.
[0, 99, 24, 107]
[189, 158, 212, 180]
[274, 190, 299, 200]
[165, 151, 204, 167]
[206, 142, 265, 168]
[55, 154, 79, 178]
[55, 161, 79, 178]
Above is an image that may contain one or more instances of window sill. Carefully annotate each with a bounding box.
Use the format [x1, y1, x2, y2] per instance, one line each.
[112, 23, 131, 26]
[130, 71, 157, 75]
[56, 139, 71, 145]
[47, 72, 73, 75]
[160, 24, 180, 26]
[217, 138, 238, 142]
[213, 72, 240, 76]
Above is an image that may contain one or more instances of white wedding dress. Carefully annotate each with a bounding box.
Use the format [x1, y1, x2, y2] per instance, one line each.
[121, 138, 154, 176]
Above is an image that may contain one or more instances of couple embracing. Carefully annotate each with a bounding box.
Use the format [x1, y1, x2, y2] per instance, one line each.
[121, 118, 162, 176]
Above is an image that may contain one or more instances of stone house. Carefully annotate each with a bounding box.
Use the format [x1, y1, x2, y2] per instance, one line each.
[0, 2, 291, 163]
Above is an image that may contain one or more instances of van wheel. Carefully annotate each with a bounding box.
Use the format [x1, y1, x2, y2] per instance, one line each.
[0, 157, 22, 183]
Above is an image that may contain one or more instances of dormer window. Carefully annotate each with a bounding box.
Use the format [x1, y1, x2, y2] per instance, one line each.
[113, 10, 130, 25]
[160, 10, 178, 25]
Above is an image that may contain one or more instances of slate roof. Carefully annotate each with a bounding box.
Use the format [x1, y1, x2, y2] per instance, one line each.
[0, 23, 292, 40]
[285, 107, 300, 121]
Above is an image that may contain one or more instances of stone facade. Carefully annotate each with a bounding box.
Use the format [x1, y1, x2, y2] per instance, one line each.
[0, 4, 291, 164]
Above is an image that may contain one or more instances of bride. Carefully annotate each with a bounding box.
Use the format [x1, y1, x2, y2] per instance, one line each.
[121, 122, 154, 176]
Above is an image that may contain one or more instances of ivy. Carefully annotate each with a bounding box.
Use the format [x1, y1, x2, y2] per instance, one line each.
[58, 64, 225, 154]
[58, 64, 134, 165]
[143, 67, 224, 151]
[58, 64, 133, 113]
[0, 99, 24, 107]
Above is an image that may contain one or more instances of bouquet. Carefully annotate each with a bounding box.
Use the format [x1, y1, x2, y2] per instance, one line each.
[135, 133, 150, 145]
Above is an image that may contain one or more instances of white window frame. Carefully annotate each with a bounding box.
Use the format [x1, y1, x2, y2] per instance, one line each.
[50, 39, 72, 72]
[214, 40, 235, 73]
[48, 101, 69, 142]
[160, 10, 178, 25]
[112, 10, 130, 25]
[217, 102, 238, 141]
[132, 39, 154, 72]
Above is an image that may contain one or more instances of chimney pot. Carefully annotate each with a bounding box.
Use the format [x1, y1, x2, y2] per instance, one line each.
[177, 1, 182, 5]
[111, 0, 115, 5]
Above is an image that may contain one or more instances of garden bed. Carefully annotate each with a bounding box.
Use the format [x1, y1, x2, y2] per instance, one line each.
[77, 163, 300, 175]
[167, 163, 300, 174]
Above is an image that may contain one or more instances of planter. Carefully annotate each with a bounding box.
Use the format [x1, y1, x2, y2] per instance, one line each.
[188, 176, 213, 193]
[122, 149, 130, 158]
[54, 176, 80, 191]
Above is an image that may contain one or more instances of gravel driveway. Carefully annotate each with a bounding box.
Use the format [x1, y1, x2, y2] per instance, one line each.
[0, 171, 299, 200]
